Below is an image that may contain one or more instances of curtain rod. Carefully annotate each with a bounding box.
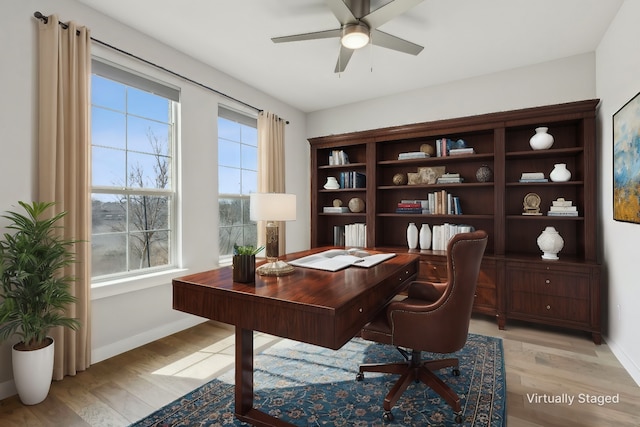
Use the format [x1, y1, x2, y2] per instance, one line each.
[33, 11, 289, 124]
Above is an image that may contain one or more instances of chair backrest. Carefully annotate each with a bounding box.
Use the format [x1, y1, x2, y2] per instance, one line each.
[390, 230, 488, 353]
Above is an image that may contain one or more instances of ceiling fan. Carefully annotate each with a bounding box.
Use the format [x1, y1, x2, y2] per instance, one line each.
[271, 0, 424, 73]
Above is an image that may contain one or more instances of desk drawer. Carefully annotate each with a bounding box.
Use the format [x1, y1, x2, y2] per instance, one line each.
[509, 292, 589, 323]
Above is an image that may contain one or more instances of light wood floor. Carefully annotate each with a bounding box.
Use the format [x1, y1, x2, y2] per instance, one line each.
[0, 316, 638, 426]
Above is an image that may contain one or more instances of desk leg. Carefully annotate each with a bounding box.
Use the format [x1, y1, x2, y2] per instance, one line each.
[234, 327, 295, 427]
[235, 326, 254, 416]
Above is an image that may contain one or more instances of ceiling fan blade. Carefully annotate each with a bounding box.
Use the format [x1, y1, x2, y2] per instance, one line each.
[362, 0, 424, 29]
[371, 29, 423, 55]
[272, 28, 342, 43]
[326, 0, 357, 24]
[334, 46, 355, 73]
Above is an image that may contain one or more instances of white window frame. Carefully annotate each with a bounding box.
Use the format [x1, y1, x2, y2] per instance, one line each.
[90, 58, 180, 285]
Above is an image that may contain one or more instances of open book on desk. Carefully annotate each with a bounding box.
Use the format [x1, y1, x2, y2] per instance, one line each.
[289, 249, 396, 272]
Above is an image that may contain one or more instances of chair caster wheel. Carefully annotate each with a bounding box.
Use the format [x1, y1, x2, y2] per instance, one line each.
[455, 413, 463, 423]
[383, 411, 394, 422]
[355, 372, 364, 381]
[452, 368, 460, 376]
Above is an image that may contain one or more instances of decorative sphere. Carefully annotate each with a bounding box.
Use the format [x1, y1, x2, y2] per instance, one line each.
[420, 144, 435, 156]
[476, 165, 493, 182]
[348, 197, 365, 213]
[332, 199, 343, 207]
[392, 173, 407, 185]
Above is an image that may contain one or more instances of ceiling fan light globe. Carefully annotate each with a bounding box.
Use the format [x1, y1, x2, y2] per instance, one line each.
[341, 23, 370, 49]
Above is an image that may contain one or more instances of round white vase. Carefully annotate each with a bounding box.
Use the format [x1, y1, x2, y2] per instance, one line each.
[419, 224, 431, 250]
[537, 226, 564, 260]
[529, 127, 554, 150]
[323, 176, 339, 189]
[549, 163, 571, 182]
[407, 223, 418, 249]
[12, 337, 55, 405]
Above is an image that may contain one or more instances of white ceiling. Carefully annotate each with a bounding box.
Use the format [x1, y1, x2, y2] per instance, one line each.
[76, 0, 622, 113]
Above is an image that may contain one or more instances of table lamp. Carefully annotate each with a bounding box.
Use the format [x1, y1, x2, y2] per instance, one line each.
[250, 192, 297, 276]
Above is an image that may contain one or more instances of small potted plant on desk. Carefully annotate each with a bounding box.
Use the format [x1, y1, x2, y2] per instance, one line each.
[232, 244, 263, 283]
[0, 201, 80, 405]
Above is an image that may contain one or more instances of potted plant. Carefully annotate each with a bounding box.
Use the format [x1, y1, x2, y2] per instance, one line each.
[232, 244, 263, 283]
[0, 201, 80, 405]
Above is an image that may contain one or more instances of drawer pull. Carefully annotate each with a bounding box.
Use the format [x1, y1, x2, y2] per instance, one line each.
[546, 305, 551, 310]
[359, 308, 363, 313]
[545, 279, 550, 284]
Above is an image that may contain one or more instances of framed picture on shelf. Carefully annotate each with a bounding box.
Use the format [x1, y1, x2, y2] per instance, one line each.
[613, 91, 640, 223]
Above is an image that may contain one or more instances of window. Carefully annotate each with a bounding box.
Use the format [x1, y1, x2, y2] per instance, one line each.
[91, 59, 179, 280]
[218, 107, 258, 259]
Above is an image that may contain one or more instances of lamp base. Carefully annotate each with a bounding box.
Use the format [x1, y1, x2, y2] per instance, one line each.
[256, 259, 295, 277]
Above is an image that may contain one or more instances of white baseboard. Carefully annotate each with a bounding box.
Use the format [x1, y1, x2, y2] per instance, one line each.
[606, 337, 640, 387]
[92, 316, 206, 364]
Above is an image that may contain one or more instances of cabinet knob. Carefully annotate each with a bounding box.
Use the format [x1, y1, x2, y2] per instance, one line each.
[359, 307, 363, 313]
[545, 279, 550, 284]
[546, 305, 551, 310]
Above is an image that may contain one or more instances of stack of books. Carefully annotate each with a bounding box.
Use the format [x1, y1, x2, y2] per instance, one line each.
[431, 223, 474, 251]
[437, 173, 464, 184]
[395, 200, 428, 214]
[426, 191, 462, 215]
[339, 171, 366, 188]
[520, 172, 548, 182]
[398, 151, 430, 160]
[548, 198, 578, 216]
[344, 223, 366, 247]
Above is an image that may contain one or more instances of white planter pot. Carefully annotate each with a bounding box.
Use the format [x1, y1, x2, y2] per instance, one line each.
[12, 337, 54, 405]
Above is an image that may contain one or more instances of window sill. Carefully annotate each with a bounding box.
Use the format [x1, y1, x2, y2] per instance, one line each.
[91, 268, 188, 300]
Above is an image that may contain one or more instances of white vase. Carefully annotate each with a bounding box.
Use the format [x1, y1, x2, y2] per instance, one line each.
[323, 176, 339, 189]
[549, 163, 571, 182]
[419, 224, 431, 250]
[529, 127, 554, 150]
[12, 337, 54, 405]
[407, 223, 418, 249]
[537, 226, 564, 260]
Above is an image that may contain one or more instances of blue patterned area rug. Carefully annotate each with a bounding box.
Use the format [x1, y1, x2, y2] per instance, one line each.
[131, 334, 505, 427]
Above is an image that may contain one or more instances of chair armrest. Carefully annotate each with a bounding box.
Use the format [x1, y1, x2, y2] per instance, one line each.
[407, 281, 448, 302]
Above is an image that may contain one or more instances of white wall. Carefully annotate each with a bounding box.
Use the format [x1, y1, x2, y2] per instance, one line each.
[0, 0, 309, 398]
[595, 0, 640, 385]
[307, 53, 595, 137]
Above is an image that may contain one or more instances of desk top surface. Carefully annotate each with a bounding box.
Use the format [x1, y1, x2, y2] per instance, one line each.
[172, 247, 419, 348]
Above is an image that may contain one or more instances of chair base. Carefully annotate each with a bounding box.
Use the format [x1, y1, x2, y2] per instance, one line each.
[356, 349, 463, 423]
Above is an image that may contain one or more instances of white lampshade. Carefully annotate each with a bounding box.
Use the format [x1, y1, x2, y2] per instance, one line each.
[250, 193, 297, 221]
[341, 23, 370, 50]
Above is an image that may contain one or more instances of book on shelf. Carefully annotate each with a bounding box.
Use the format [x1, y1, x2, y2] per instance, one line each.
[398, 152, 430, 160]
[323, 206, 350, 213]
[521, 172, 545, 180]
[548, 211, 579, 216]
[448, 147, 475, 155]
[549, 206, 577, 212]
[329, 150, 349, 165]
[344, 223, 366, 247]
[430, 223, 474, 251]
[425, 190, 462, 215]
[339, 171, 366, 188]
[289, 248, 396, 272]
[333, 225, 345, 246]
[519, 178, 549, 182]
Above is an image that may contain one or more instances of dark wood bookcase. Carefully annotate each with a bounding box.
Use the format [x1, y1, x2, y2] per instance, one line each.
[309, 99, 602, 343]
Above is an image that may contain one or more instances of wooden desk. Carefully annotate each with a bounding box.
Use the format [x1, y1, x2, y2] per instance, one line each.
[173, 247, 418, 427]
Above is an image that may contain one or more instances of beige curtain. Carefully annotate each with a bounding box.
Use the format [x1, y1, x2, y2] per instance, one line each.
[257, 111, 287, 254]
[38, 14, 92, 379]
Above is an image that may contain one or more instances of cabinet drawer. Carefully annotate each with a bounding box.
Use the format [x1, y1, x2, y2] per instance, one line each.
[507, 270, 589, 299]
[509, 292, 589, 323]
[418, 260, 448, 282]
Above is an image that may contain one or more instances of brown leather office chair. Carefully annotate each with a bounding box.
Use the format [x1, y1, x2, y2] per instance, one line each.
[356, 230, 488, 423]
